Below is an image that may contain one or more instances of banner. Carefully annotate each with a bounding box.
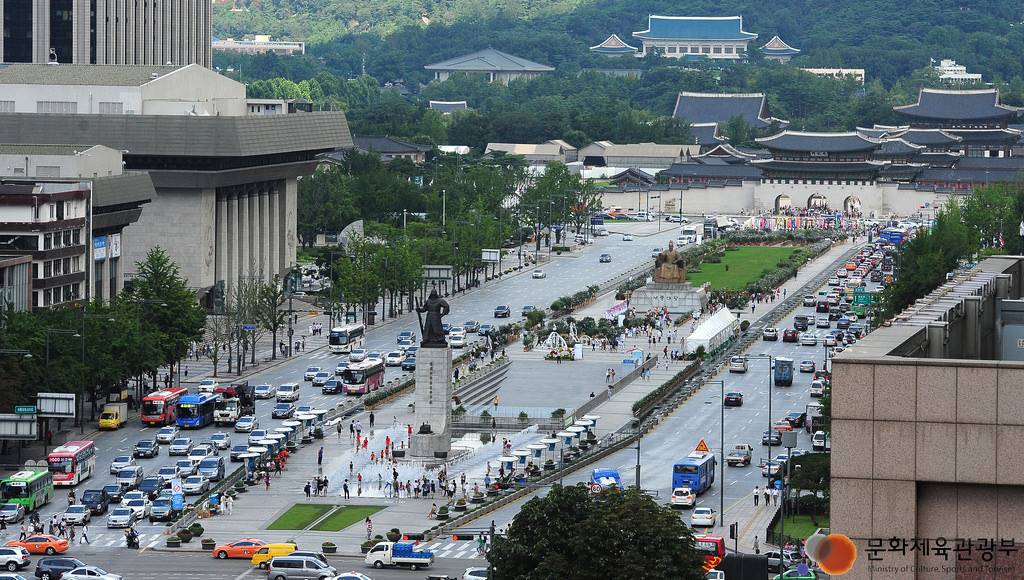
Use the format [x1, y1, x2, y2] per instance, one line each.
[93, 236, 107, 261]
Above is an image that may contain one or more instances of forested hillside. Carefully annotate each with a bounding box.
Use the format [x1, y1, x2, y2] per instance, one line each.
[216, 0, 1024, 84]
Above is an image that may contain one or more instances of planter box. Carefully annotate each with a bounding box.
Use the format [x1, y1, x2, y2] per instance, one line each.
[453, 503, 467, 512]
[201, 540, 216, 550]
[486, 489, 500, 497]
[436, 513, 449, 520]
[166, 538, 181, 548]
[470, 495, 485, 504]
[322, 544, 337, 554]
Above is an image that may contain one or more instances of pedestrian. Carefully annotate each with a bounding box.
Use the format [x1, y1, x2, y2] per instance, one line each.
[753, 485, 760, 507]
[225, 494, 233, 515]
[349, 421, 355, 441]
[265, 472, 271, 491]
[68, 526, 74, 544]
[304, 481, 312, 498]
[349, 461, 354, 475]
[369, 412, 375, 428]
[18, 524, 26, 541]
[317, 446, 324, 466]
[80, 524, 89, 544]
[763, 487, 770, 505]
[343, 481, 350, 499]
[365, 517, 373, 540]
[337, 422, 343, 440]
[754, 536, 760, 555]
[773, 487, 779, 506]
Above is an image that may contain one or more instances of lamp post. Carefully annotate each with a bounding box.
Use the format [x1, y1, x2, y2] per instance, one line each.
[747, 354, 775, 459]
[705, 380, 726, 520]
[632, 418, 643, 489]
[779, 430, 798, 574]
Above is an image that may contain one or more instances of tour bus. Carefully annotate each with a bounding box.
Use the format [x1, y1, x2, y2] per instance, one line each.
[340, 359, 386, 395]
[46, 440, 97, 487]
[0, 470, 54, 511]
[176, 392, 220, 429]
[672, 451, 716, 495]
[141, 387, 188, 426]
[329, 323, 366, 354]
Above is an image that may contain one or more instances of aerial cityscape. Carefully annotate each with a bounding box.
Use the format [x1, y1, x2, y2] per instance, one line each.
[0, 1, 1023, 579]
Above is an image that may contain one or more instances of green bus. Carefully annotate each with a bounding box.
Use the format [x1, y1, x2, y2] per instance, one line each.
[0, 470, 53, 511]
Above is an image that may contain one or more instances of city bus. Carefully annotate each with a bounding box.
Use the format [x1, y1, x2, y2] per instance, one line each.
[141, 387, 188, 426]
[46, 440, 97, 487]
[329, 323, 365, 354]
[0, 470, 53, 511]
[340, 359, 386, 395]
[176, 392, 220, 429]
[672, 451, 716, 494]
[694, 536, 726, 573]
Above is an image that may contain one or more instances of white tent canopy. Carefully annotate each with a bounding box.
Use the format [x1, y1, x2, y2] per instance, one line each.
[684, 308, 738, 354]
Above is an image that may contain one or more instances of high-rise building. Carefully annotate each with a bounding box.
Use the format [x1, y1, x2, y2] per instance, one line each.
[1, 1, 211, 67]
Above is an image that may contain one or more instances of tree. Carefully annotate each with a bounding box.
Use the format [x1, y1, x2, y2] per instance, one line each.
[787, 453, 831, 526]
[254, 276, 289, 360]
[337, 236, 384, 323]
[487, 485, 704, 580]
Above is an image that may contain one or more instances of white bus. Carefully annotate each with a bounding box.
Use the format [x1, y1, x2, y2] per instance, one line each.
[329, 323, 365, 354]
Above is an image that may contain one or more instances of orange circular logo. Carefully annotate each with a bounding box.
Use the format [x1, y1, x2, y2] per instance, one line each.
[805, 532, 858, 575]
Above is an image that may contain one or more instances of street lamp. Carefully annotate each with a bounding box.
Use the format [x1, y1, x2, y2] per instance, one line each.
[778, 430, 798, 574]
[747, 354, 776, 460]
[705, 380, 726, 520]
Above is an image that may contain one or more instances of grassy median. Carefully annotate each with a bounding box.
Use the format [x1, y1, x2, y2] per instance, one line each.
[687, 246, 798, 290]
[267, 503, 335, 530]
[311, 505, 386, 532]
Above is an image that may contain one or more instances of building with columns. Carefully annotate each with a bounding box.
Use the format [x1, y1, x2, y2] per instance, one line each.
[631, 16, 757, 60]
[0, 0, 212, 67]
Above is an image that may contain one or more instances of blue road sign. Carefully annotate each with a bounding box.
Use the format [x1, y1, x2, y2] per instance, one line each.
[241, 324, 257, 331]
[774, 479, 783, 490]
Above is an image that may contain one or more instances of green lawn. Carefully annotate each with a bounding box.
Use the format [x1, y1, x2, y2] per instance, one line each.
[687, 246, 798, 290]
[311, 505, 386, 532]
[267, 503, 335, 530]
[781, 514, 829, 540]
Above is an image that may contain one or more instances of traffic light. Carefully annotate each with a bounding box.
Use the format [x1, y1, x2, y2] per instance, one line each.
[729, 522, 738, 540]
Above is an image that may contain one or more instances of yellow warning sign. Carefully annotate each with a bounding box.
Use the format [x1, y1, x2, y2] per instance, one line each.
[694, 439, 710, 453]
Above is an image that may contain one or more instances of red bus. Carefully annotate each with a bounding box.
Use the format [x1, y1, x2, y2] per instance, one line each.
[47, 441, 97, 487]
[141, 387, 188, 426]
[695, 536, 725, 573]
[340, 359, 386, 395]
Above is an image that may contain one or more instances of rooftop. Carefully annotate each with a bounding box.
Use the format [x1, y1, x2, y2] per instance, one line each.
[424, 49, 554, 73]
[894, 88, 1020, 121]
[0, 63, 190, 86]
[673, 92, 787, 129]
[633, 16, 757, 41]
[760, 35, 801, 57]
[0, 143, 103, 155]
[689, 123, 726, 146]
[892, 128, 963, 146]
[589, 34, 638, 54]
[353, 135, 432, 154]
[428, 101, 469, 114]
[756, 131, 882, 153]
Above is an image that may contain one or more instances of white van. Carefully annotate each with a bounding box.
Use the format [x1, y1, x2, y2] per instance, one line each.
[810, 380, 825, 397]
[812, 430, 830, 452]
[728, 356, 748, 373]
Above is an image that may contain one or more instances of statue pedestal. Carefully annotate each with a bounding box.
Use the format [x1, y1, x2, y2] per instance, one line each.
[410, 346, 453, 458]
[630, 281, 708, 316]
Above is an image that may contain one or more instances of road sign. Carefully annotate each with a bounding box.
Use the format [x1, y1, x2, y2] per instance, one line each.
[590, 483, 602, 494]
[774, 479, 783, 490]
[694, 439, 710, 453]
[170, 479, 183, 495]
[241, 324, 257, 332]
[14, 406, 35, 414]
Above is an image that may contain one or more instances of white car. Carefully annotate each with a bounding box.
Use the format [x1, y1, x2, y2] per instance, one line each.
[312, 372, 331, 387]
[0, 503, 25, 523]
[62, 504, 91, 525]
[209, 432, 231, 450]
[182, 475, 209, 495]
[449, 333, 466, 348]
[169, 437, 193, 456]
[384, 351, 406, 366]
[799, 360, 816, 373]
[276, 383, 300, 402]
[234, 415, 258, 432]
[63, 566, 123, 580]
[823, 334, 837, 347]
[124, 498, 151, 519]
[816, 317, 831, 329]
[622, 234, 634, 241]
[532, 269, 546, 279]
[396, 340, 414, 351]
[253, 384, 276, 399]
[690, 507, 716, 527]
[187, 447, 211, 466]
[248, 430, 268, 446]
[810, 380, 826, 397]
[197, 379, 219, 393]
[670, 487, 695, 509]
[155, 426, 179, 444]
[109, 455, 136, 474]
[303, 367, 321, 381]
[800, 333, 818, 346]
[106, 507, 137, 529]
[335, 362, 350, 375]
[120, 491, 146, 506]
[462, 568, 489, 580]
[156, 465, 181, 482]
[827, 277, 840, 286]
[349, 349, 368, 362]
[802, 295, 816, 307]
[175, 459, 198, 476]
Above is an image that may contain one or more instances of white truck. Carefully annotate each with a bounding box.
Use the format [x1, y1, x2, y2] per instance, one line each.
[364, 541, 434, 571]
[726, 444, 753, 467]
[677, 226, 702, 246]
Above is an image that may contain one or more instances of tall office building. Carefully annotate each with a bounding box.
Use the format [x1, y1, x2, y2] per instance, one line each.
[1, 0, 211, 67]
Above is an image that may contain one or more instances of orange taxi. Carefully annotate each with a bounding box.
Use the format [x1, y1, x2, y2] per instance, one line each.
[771, 419, 794, 433]
[6, 534, 70, 555]
[212, 538, 267, 559]
[844, 262, 857, 271]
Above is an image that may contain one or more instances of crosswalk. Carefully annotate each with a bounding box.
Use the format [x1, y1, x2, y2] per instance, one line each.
[421, 539, 482, 560]
[78, 532, 164, 549]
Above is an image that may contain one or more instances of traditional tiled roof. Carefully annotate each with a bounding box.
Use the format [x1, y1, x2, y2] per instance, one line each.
[673, 92, 788, 129]
[756, 131, 882, 153]
[760, 35, 800, 57]
[353, 135, 432, 154]
[428, 100, 469, 114]
[662, 161, 763, 179]
[856, 127, 899, 139]
[944, 128, 1022, 144]
[633, 16, 757, 41]
[892, 128, 962, 146]
[915, 167, 1023, 183]
[697, 143, 759, 160]
[751, 159, 886, 172]
[690, 123, 726, 146]
[425, 49, 554, 72]
[589, 34, 638, 55]
[894, 89, 1020, 122]
[875, 139, 925, 156]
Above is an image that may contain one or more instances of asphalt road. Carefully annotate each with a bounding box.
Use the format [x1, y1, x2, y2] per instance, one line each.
[6, 219, 694, 574]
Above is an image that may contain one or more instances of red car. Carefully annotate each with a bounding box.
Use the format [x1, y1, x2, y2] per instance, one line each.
[724, 392, 744, 406]
[782, 329, 800, 343]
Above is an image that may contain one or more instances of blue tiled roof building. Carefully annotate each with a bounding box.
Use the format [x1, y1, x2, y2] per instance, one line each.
[632, 16, 757, 59]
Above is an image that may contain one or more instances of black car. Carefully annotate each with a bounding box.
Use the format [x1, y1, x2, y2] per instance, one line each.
[133, 438, 159, 459]
[521, 305, 537, 317]
[785, 412, 807, 428]
[723, 392, 744, 406]
[137, 476, 165, 500]
[493, 305, 511, 318]
[401, 357, 417, 371]
[35, 556, 86, 580]
[761, 430, 782, 446]
[101, 483, 125, 504]
[80, 489, 110, 515]
[599, 253, 612, 263]
[272, 403, 296, 419]
[463, 321, 480, 333]
[321, 380, 342, 395]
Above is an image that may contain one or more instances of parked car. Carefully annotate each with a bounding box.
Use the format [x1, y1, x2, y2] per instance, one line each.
[622, 234, 634, 241]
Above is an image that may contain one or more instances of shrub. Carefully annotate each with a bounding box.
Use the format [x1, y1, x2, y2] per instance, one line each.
[176, 529, 193, 542]
[525, 310, 546, 328]
[740, 320, 750, 332]
[480, 432, 491, 444]
[188, 523, 204, 537]
[480, 410, 491, 419]
[550, 408, 566, 418]
[518, 411, 529, 423]
[452, 405, 467, 418]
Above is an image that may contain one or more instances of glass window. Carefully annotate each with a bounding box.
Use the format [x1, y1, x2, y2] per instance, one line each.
[98, 102, 124, 114]
[44, 261, 52, 278]
[44, 233, 52, 250]
[73, 229, 81, 245]
[0, 101, 14, 112]
[63, 231, 72, 246]
[667, 46, 677, 53]
[725, 46, 734, 54]
[713, 46, 722, 54]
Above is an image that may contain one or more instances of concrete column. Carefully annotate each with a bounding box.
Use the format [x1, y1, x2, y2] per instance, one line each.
[215, 192, 228, 286]
[268, 186, 280, 279]
[927, 322, 948, 359]
[239, 190, 250, 280]
[964, 296, 981, 360]
[100, 257, 111, 303]
[247, 186, 257, 279]
[259, 188, 270, 281]
[276, 182, 289, 274]
[284, 178, 298, 270]
[227, 191, 238, 293]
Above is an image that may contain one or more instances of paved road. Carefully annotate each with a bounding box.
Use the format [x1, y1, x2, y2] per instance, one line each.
[3, 220, 692, 570]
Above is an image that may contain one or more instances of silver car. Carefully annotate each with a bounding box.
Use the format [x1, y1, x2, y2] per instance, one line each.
[182, 475, 209, 495]
[209, 432, 231, 450]
[168, 437, 193, 456]
[106, 507, 137, 528]
[109, 455, 136, 474]
[62, 504, 91, 525]
[348, 349, 368, 362]
[63, 566, 123, 580]
[155, 425, 179, 444]
[0, 503, 25, 523]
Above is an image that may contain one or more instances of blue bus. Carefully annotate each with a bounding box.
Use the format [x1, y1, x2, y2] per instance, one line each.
[879, 227, 906, 246]
[176, 393, 219, 429]
[672, 451, 716, 494]
[590, 468, 621, 493]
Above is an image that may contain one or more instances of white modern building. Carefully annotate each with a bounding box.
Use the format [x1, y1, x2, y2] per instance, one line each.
[212, 35, 305, 55]
[933, 59, 982, 83]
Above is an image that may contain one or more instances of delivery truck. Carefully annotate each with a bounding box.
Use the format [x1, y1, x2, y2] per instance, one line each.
[98, 402, 128, 430]
[364, 541, 434, 570]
